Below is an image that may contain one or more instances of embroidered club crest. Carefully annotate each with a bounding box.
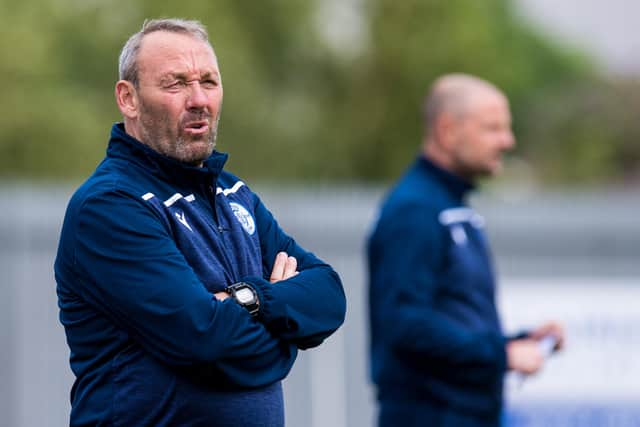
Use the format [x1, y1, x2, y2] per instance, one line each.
[229, 202, 256, 235]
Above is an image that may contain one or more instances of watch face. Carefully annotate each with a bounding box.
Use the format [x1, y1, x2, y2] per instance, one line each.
[235, 287, 255, 304]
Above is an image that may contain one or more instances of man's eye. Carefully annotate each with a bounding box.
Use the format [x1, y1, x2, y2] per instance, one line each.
[202, 80, 218, 89]
[167, 81, 185, 89]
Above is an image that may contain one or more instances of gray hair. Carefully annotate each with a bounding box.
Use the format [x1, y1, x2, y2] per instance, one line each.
[118, 18, 211, 87]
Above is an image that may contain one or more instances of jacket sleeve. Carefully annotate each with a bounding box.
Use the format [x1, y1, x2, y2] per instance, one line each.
[368, 202, 506, 384]
[241, 194, 346, 350]
[73, 190, 296, 387]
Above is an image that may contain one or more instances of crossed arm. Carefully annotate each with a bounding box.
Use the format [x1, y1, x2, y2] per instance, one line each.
[238, 193, 346, 349]
[215, 251, 299, 301]
[69, 191, 321, 387]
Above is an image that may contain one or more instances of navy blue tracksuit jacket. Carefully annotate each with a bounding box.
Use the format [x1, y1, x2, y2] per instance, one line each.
[54, 123, 346, 426]
[368, 156, 506, 427]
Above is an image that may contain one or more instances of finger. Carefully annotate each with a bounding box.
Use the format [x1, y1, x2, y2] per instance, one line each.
[531, 321, 557, 339]
[270, 252, 288, 283]
[214, 291, 230, 301]
[538, 322, 565, 349]
[550, 323, 565, 349]
[283, 256, 298, 280]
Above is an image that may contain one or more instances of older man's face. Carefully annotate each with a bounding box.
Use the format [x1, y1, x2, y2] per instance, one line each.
[131, 31, 223, 165]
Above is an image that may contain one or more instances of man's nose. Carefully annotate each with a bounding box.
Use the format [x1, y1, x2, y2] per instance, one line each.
[186, 82, 208, 110]
[502, 130, 516, 150]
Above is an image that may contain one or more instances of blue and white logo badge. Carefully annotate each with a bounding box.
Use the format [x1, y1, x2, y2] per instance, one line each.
[229, 202, 256, 235]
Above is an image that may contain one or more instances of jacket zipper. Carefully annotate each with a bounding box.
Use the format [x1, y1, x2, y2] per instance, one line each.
[205, 184, 238, 282]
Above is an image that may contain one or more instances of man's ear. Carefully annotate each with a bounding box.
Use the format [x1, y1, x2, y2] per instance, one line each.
[115, 80, 139, 120]
[434, 112, 458, 150]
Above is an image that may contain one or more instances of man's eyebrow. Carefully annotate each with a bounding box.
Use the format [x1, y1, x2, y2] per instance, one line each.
[159, 73, 183, 84]
[161, 71, 220, 82]
[200, 70, 220, 79]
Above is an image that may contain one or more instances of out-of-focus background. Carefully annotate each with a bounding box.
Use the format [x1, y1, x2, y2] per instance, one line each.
[1, 1, 639, 426]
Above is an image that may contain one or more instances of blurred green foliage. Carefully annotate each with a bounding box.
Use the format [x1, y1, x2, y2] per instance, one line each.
[1, 0, 638, 185]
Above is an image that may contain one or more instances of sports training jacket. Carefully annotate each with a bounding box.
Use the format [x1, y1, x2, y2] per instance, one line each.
[55, 123, 346, 426]
[368, 156, 505, 426]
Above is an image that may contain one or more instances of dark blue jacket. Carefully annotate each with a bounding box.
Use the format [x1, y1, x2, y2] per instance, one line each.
[367, 156, 506, 426]
[54, 123, 346, 427]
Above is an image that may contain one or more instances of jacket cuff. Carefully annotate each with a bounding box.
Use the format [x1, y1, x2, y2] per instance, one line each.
[504, 330, 531, 342]
[242, 276, 297, 336]
[496, 333, 508, 374]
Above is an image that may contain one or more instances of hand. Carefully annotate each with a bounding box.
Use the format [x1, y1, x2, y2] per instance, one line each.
[528, 321, 565, 351]
[269, 251, 299, 283]
[507, 339, 544, 375]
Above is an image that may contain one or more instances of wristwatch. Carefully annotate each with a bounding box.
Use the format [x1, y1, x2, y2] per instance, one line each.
[225, 282, 260, 316]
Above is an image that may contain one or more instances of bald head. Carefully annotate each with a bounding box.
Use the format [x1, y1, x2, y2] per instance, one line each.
[423, 73, 504, 134]
[422, 73, 515, 180]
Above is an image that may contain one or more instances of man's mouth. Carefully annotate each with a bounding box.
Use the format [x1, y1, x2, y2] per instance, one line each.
[183, 120, 210, 136]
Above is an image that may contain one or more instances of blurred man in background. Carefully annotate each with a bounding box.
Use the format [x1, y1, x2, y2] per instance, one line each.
[54, 18, 345, 427]
[367, 73, 564, 427]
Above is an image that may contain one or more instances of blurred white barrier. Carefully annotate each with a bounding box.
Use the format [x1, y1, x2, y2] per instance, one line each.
[502, 278, 640, 426]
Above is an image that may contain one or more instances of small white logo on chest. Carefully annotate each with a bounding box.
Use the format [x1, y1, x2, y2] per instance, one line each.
[229, 202, 256, 235]
[175, 211, 193, 232]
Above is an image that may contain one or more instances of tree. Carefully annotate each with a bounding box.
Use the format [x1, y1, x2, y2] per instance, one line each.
[5, 0, 633, 186]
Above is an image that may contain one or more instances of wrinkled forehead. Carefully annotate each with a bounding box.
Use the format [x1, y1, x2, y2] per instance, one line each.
[137, 31, 219, 75]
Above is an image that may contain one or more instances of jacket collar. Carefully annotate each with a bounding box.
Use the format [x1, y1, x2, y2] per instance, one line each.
[106, 123, 228, 188]
[418, 155, 474, 200]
